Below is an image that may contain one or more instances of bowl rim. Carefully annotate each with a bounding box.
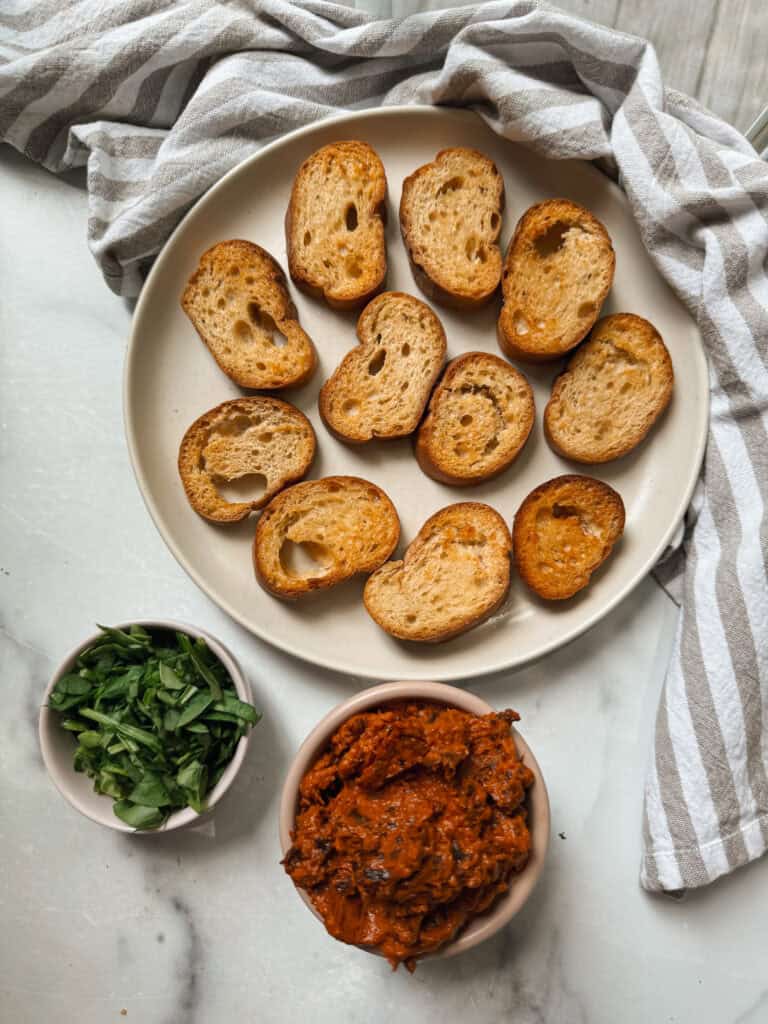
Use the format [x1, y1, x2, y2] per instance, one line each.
[278, 680, 550, 961]
[38, 618, 252, 833]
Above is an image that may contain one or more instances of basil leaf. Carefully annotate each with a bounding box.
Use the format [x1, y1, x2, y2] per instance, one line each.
[97, 772, 125, 800]
[53, 674, 92, 696]
[77, 731, 102, 749]
[113, 801, 165, 829]
[184, 722, 209, 735]
[176, 692, 214, 728]
[159, 663, 184, 690]
[163, 708, 181, 731]
[96, 624, 151, 650]
[213, 696, 260, 724]
[79, 708, 163, 752]
[177, 760, 208, 814]
[128, 774, 173, 808]
[189, 647, 222, 702]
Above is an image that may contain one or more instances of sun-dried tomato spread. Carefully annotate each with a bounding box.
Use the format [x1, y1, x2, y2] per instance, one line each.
[283, 701, 534, 970]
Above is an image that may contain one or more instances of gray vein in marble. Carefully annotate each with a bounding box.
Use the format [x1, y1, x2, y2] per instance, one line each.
[735, 987, 768, 1024]
[1, 621, 52, 770]
[164, 896, 202, 1024]
[491, 925, 587, 1024]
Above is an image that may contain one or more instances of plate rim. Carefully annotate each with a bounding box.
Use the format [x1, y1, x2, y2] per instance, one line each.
[124, 104, 709, 681]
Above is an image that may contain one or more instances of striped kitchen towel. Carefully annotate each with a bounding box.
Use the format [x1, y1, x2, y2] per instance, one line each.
[2, 0, 767, 892]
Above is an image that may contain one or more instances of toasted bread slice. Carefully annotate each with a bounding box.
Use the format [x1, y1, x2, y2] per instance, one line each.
[415, 353, 534, 485]
[513, 475, 624, 600]
[253, 476, 400, 599]
[400, 147, 504, 309]
[178, 397, 316, 524]
[544, 313, 673, 463]
[498, 199, 615, 362]
[319, 292, 446, 443]
[181, 240, 316, 389]
[286, 141, 387, 310]
[363, 503, 512, 642]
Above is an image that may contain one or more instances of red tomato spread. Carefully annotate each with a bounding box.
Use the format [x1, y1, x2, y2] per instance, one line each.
[283, 701, 534, 970]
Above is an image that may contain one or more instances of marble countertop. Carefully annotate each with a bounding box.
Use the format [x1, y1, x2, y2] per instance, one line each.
[2, 144, 768, 1024]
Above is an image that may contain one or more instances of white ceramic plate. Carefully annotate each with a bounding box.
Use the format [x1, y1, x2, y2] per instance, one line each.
[125, 107, 708, 681]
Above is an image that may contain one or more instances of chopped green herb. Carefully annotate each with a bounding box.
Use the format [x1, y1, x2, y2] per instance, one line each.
[48, 625, 260, 829]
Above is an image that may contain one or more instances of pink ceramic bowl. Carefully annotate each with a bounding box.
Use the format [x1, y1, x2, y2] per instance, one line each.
[39, 619, 252, 833]
[279, 681, 550, 962]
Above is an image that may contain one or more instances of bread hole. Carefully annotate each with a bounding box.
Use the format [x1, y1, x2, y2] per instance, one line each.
[552, 503, 580, 519]
[368, 350, 386, 376]
[213, 473, 266, 504]
[345, 203, 358, 231]
[258, 432, 273, 443]
[257, 361, 266, 370]
[578, 301, 596, 318]
[400, 382, 409, 391]
[233, 320, 253, 343]
[214, 414, 253, 437]
[202, 287, 210, 298]
[327, 482, 341, 493]
[620, 381, 632, 393]
[247, 304, 287, 348]
[460, 415, 473, 426]
[490, 212, 500, 230]
[342, 399, 360, 417]
[303, 230, 312, 246]
[245, 275, 254, 285]
[428, 211, 437, 222]
[437, 176, 464, 197]
[513, 311, 529, 336]
[279, 540, 333, 579]
[406, 614, 417, 624]
[346, 257, 363, 278]
[401, 343, 411, 356]
[534, 221, 570, 258]
[217, 297, 226, 309]
[229, 266, 240, 276]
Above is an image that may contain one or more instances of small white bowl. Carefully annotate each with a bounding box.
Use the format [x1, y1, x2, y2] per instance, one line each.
[39, 619, 252, 833]
[279, 681, 550, 962]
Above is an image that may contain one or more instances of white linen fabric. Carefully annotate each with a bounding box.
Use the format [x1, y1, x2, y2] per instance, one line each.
[2, 0, 767, 892]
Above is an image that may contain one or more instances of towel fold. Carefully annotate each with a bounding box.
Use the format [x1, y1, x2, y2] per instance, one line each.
[3, 0, 766, 891]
